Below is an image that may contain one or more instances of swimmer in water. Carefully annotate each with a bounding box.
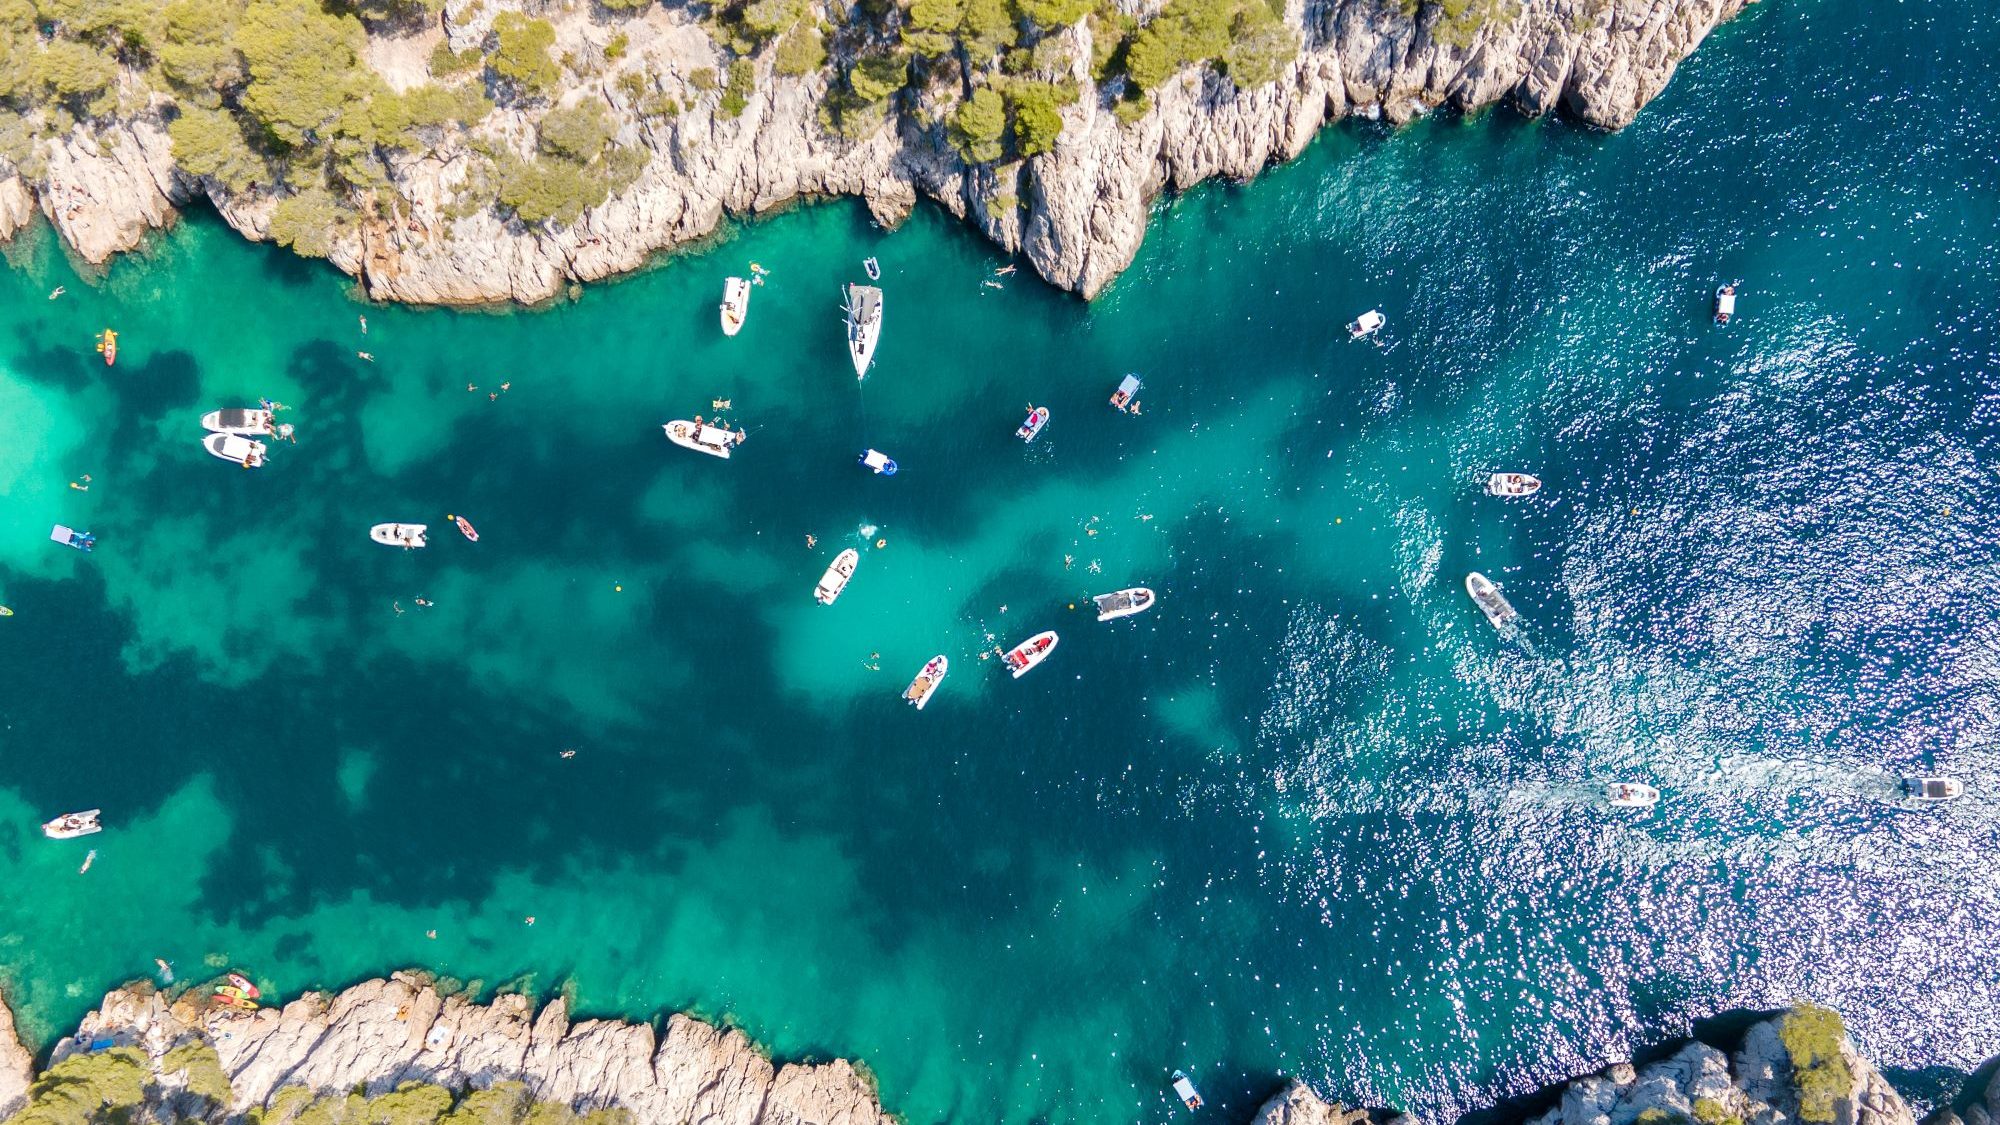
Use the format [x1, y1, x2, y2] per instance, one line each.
[805, 534, 817, 548]
[357, 351, 373, 361]
[359, 315, 367, 333]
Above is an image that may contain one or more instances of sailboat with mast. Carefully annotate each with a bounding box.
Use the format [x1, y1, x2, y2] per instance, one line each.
[844, 284, 883, 379]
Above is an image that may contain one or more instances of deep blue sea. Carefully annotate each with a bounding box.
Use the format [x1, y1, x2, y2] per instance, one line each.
[1, 0, 1997, 1120]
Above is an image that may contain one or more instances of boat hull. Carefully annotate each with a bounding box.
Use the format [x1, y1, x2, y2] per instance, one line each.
[43, 810, 102, 839]
[454, 516, 479, 542]
[1347, 310, 1384, 339]
[1606, 783, 1660, 808]
[1093, 587, 1155, 621]
[202, 408, 273, 435]
[370, 523, 428, 548]
[1487, 473, 1541, 497]
[721, 278, 750, 337]
[1465, 572, 1517, 628]
[1017, 407, 1049, 443]
[846, 285, 883, 379]
[203, 432, 267, 466]
[1004, 631, 1058, 678]
[665, 421, 736, 459]
[905, 656, 947, 709]
[815, 548, 859, 605]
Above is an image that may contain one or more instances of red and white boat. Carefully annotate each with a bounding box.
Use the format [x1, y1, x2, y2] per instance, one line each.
[904, 655, 947, 710]
[1002, 631, 1057, 678]
[451, 515, 478, 542]
[1016, 406, 1049, 443]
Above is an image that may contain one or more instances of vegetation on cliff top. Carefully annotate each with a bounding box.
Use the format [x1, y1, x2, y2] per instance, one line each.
[1780, 1005, 1854, 1125]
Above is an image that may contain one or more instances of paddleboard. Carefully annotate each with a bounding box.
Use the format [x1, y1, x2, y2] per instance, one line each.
[452, 515, 478, 542]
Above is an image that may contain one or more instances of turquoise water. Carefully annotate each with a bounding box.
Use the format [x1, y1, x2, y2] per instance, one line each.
[3, 0, 1999, 1118]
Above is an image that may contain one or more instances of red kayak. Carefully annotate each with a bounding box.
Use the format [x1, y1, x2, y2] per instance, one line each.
[450, 515, 478, 542]
[226, 973, 261, 999]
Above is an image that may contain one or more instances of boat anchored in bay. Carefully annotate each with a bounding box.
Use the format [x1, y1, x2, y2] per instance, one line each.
[1109, 373, 1142, 413]
[1002, 630, 1058, 678]
[43, 809, 102, 839]
[371, 523, 427, 549]
[203, 432, 268, 468]
[1017, 405, 1049, 443]
[1093, 587, 1155, 621]
[202, 408, 273, 435]
[721, 277, 750, 336]
[814, 548, 859, 605]
[665, 418, 746, 459]
[1466, 572, 1517, 629]
[1347, 310, 1384, 340]
[904, 655, 947, 710]
[844, 284, 883, 379]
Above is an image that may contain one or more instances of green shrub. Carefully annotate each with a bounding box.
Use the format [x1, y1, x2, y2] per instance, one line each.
[603, 32, 628, 60]
[949, 85, 1004, 162]
[15, 1046, 152, 1122]
[235, 0, 366, 144]
[163, 1042, 234, 1106]
[718, 56, 755, 116]
[268, 185, 351, 257]
[490, 12, 559, 95]
[428, 38, 483, 76]
[957, 0, 1017, 57]
[1015, 0, 1090, 29]
[158, 0, 245, 99]
[537, 100, 615, 160]
[773, 24, 825, 75]
[1007, 79, 1065, 155]
[170, 105, 264, 188]
[1428, 0, 1520, 49]
[32, 38, 120, 115]
[1781, 1005, 1854, 1125]
[845, 51, 905, 104]
[1693, 1097, 1744, 1125]
[687, 66, 718, 91]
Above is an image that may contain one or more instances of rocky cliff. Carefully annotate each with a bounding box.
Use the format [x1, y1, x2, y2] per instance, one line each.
[0, 0, 1753, 305]
[0, 972, 887, 1124]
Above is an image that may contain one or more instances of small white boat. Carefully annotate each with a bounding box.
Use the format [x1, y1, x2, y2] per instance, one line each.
[201, 408, 273, 435]
[1714, 281, 1739, 325]
[50, 525, 95, 552]
[904, 655, 947, 710]
[1347, 309, 1385, 339]
[863, 256, 881, 281]
[1109, 374, 1142, 413]
[814, 548, 859, 605]
[1487, 472, 1541, 497]
[844, 284, 883, 379]
[1016, 406, 1049, 443]
[1002, 630, 1058, 679]
[370, 523, 427, 549]
[203, 432, 267, 467]
[665, 419, 744, 459]
[1904, 776, 1964, 803]
[859, 448, 898, 475]
[1171, 1070, 1204, 1111]
[43, 809, 102, 839]
[1466, 572, 1517, 628]
[720, 277, 750, 337]
[1093, 587, 1155, 621]
[1606, 782, 1660, 809]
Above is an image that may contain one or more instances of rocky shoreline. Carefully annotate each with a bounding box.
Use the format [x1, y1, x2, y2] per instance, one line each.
[0, 0, 1754, 305]
[0, 975, 1992, 1125]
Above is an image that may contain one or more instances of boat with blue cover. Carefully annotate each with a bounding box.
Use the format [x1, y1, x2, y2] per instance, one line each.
[859, 448, 898, 475]
[50, 525, 94, 552]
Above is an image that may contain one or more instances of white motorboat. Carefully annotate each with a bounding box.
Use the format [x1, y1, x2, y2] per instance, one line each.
[1606, 782, 1660, 809]
[1487, 473, 1542, 497]
[1904, 776, 1964, 803]
[1171, 1070, 1204, 1111]
[904, 655, 947, 710]
[1109, 373, 1142, 413]
[1016, 406, 1049, 443]
[814, 548, 859, 605]
[1466, 572, 1517, 628]
[203, 432, 268, 467]
[844, 284, 883, 379]
[43, 809, 102, 839]
[1347, 309, 1385, 339]
[370, 523, 427, 549]
[1714, 281, 1739, 325]
[201, 408, 273, 435]
[1002, 630, 1058, 678]
[720, 277, 750, 337]
[1093, 587, 1155, 621]
[664, 419, 744, 459]
[859, 448, 898, 475]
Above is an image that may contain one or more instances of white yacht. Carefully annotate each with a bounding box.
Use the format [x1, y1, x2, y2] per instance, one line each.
[43, 809, 102, 839]
[203, 432, 268, 467]
[904, 655, 947, 710]
[1714, 281, 1739, 325]
[201, 408, 273, 435]
[370, 523, 428, 549]
[1465, 572, 1517, 628]
[1904, 776, 1964, 803]
[1347, 310, 1385, 339]
[664, 419, 744, 459]
[720, 277, 750, 337]
[814, 548, 859, 605]
[1002, 631, 1058, 678]
[1093, 587, 1155, 621]
[1487, 473, 1542, 497]
[1606, 782, 1660, 809]
[1016, 406, 1049, 443]
[844, 284, 883, 379]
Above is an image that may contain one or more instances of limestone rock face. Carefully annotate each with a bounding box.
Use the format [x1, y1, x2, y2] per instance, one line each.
[43, 972, 889, 1125]
[0, 989, 33, 1119]
[0, 0, 1753, 304]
